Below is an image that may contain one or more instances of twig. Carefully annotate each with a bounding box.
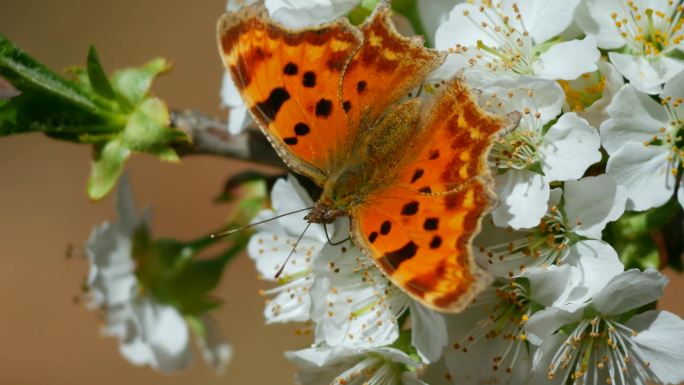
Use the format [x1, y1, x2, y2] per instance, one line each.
[170, 109, 286, 168]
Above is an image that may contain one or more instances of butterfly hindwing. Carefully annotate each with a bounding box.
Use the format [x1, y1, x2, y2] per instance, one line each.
[218, 5, 363, 184]
[351, 77, 507, 312]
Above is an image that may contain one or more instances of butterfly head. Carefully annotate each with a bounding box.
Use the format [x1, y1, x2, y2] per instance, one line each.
[304, 200, 346, 225]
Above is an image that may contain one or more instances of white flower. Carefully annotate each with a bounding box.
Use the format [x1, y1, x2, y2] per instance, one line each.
[247, 175, 325, 324]
[86, 176, 192, 372]
[526, 269, 684, 385]
[435, 0, 599, 80]
[286, 345, 426, 385]
[264, 0, 359, 29]
[85, 176, 230, 373]
[472, 76, 601, 228]
[443, 265, 587, 385]
[575, 0, 684, 94]
[309, 224, 447, 363]
[477, 175, 626, 293]
[602, 71, 684, 211]
[559, 59, 625, 129]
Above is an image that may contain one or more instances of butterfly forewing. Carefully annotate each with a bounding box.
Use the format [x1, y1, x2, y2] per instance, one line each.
[218, 5, 363, 184]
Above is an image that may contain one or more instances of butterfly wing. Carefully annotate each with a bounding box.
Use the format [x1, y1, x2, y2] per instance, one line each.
[341, 2, 446, 130]
[350, 77, 509, 312]
[218, 5, 363, 185]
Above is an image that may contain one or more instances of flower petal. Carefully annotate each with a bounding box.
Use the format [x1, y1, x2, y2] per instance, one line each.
[574, 0, 627, 49]
[492, 170, 550, 229]
[564, 240, 624, 302]
[600, 84, 670, 155]
[626, 310, 684, 385]
[525, 307, 581, 346]
[606, 142, 674, 211]
[265, 0, 359, 28]
[577, 60, 624, 129]
[518, 0, 580, 43]
[196, 315, 233, 373]
[435, 3, 499, 51]
[564, 175, 627, 238]
[608, 52, 684, 95]
[592, 268, 668, 315]
[410, 302, 447, 363]
[539, 112, 601, 181]
[534, 37, 600, 80]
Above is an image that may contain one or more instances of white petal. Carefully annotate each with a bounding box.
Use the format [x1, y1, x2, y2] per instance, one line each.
[265, 0, 359, 29]
[492, 170, 550, 229]
[525, 307, 581, 346]
[539, 112, 601, 181]
[434, 3, 499, 51]
[679, 180, 684, 209]
[410, 302, 447, 363]
[608, 52, 684, 95]
[592, 268, 668, 315]
[564, 175, 627, 238]
[196, 315, 233, 373]
[661, 68, 684, 96]
[272, 176, 325, 241]
[600, 83, 669, 155]
[564, 240, 624, 301]
[522, 264, 578, 308]
[626, 310, 684, 385]
[606, 143, 674, 211]
[528, 332, 567, 385]
[534, 37, 600, 80]
[518, 0, 580, 43]
[577, 60, 624, 129]
[574, 0, 627, 49]
[479, 77, 565, 125]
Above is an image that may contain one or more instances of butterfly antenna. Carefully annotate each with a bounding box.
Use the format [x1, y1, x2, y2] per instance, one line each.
[323, 223, 350, 246]
[274, 222, 312, 280]
[210, 207, 313, 239]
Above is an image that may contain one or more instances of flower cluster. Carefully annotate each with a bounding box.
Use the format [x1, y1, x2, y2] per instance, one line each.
[221, 1, 684, 385]
[84, 176, 233, 373]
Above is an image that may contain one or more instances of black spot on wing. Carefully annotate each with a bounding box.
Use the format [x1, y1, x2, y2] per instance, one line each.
[315, 99, 333, 118]
[283, 62, 298, 75]
[343, 101, 351, 112]
[429, 236, 442, 249]
[294, 122, 310, 136]
[284, 137, 298, 145]
[411, 169, 424, 183]
[369, 232, 378, 243]
[385, 241, 418, 270]
[418, 186, 432, 194]
[401, 201, 419, 216]
[357, 80, 367, 93]
[429, 150, 440, 160]
[424, 218, 439, 230]
[255, 87, 290, 122]
[380, 220, 392, 235]
[303, 71, 316, 87]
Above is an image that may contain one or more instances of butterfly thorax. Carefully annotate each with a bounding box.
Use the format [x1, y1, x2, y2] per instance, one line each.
[305, 98, 424, 225]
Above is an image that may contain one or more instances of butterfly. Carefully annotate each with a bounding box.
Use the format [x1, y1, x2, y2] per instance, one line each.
[217, 1, 517, 312]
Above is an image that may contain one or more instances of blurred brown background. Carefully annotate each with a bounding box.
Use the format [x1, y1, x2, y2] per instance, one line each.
[0, 1, 682, 384]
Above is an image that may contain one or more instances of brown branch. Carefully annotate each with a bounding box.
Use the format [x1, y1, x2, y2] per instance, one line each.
[170, 109, 286, 169]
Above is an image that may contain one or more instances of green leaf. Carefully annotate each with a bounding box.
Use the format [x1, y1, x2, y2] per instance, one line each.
[86, 46, 116, 100]
[88, 139, 131, 200]
[0, 34, 114, 117]
[122, 97, 173, 150]
[111, 58, 170, 105]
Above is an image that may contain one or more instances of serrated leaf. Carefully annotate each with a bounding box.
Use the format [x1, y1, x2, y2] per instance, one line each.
[111, 58, 170, 105]
[88, 139, 130, 200]
[0, 35, 115, 116]
[86, 46, 116, 100]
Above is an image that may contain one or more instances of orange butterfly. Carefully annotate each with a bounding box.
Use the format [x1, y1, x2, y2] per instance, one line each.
[217, 1, 517, 312]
